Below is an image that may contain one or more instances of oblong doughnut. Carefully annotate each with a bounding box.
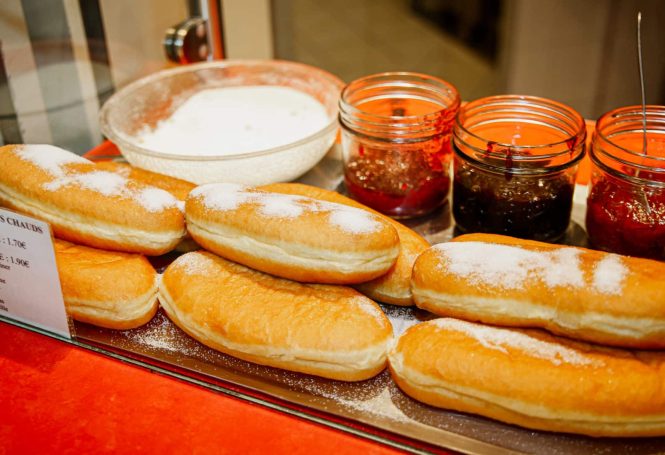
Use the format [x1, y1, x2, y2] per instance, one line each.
[389, 318, 665, 437]
[260, 182, 430, 305]
[54, 239, 158, 329]
[0, 144, 186, 255]
[159, 251, 393, 381]
[412, 233, 665, 349]
[185, 183, 400, 284]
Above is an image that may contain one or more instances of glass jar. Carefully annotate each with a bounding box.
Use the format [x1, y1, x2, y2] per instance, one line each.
[586, 105, 665, 260]
[452, 95, 586, 242]
[339, 72, 460, 218]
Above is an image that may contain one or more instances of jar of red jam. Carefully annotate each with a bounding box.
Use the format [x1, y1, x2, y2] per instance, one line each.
[452, 95, 586, 242]
[586, 106, 665, 260]
[339, 72, 460, 218]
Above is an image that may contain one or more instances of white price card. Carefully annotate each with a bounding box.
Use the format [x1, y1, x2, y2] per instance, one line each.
[0, 208, 70, 338]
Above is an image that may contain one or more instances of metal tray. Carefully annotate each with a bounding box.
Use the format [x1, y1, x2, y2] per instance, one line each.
[46, 150, 665, 454]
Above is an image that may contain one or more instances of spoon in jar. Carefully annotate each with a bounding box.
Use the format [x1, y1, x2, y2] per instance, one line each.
[637, 11, 652, 215]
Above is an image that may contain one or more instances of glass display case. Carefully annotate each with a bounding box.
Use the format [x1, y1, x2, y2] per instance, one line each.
[2, 1, 665, 453]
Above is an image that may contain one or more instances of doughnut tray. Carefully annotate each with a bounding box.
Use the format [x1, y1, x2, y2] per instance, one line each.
[52, 151, 665, 454]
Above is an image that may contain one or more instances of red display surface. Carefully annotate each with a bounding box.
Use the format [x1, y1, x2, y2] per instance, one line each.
[0, 322, 411, 454]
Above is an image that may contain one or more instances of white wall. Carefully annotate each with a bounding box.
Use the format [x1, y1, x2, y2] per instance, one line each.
[499, 0, 665, 119]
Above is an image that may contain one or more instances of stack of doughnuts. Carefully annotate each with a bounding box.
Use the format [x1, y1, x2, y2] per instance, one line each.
[17, 143, 665, 434]
[165, 181, 403, 380]
[1, 145, 408, 381]
[156, 180, 430, 380]
[388, 232, 665, 436]
[0, 144, 190, 328]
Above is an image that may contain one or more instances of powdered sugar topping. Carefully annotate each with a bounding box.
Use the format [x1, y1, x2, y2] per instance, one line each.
[592, 254, 628, 295]
[434, 242, 584, 290]
[192, 183, 383, 234]
[15, 144, 89, 176]
[328, 208, 380, 234]
[351, 296, 388, 326]
[45, 170, 127, 195]
[175, 252, 216, 275]
[434, 241, 630, 295]
[137, 187, 182, 212]
[431, 318, 601, 366]
[42, 168, 179, 213]
[190, 183, 249, 211]
[14, 144, 180, 212]
[259, 193, 307, 218]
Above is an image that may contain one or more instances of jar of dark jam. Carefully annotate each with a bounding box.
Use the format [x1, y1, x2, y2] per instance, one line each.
[339, 72, 460, 218]
[452, 95, 586, 242]
[586, 106, 665, 260]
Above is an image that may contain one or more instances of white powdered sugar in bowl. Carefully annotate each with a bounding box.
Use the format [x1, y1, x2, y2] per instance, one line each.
[99, 60, 344, 185]
[136, 86, 329, 156]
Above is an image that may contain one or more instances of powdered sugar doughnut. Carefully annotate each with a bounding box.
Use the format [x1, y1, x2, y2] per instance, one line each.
[389, 318, 665, 437]
[54, 239, 158, 329]
[160, 250, 393, 381]
[0, 144, 186, 255]
[411, 233, 665, 349]
[185, 183, 400, 284]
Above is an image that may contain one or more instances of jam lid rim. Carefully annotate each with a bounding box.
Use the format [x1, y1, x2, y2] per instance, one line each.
[453, 142, 586, 175]
[594, 105, 665, 163]
[455, 94, 586, 151]
[339, 71, 461, 122]
[452, 135, 586, 162]
[339, 120, 448, 143]
[589, 148, 665, 188]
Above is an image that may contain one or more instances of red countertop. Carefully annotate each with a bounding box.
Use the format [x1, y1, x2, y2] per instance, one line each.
[0, 321, 415, 454]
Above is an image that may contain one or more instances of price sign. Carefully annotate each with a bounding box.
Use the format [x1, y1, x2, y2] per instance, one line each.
[0, 208, 70, 338]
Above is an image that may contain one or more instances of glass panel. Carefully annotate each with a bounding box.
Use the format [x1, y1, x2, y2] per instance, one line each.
[272, 0, 665, 120]
[0, 0, 189, 153]
[273, 0, 497, 103]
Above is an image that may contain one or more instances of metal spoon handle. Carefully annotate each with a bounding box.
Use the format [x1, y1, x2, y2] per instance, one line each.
[638, 11, 647, 156]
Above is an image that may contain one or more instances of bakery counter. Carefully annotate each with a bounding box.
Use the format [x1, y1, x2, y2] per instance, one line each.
[3, 141, 665, 454]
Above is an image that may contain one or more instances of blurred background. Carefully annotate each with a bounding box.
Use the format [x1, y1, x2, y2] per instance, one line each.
[1, 0, 664, 154]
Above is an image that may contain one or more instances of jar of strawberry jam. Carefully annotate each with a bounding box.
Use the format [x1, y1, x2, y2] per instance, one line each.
[339, 72, 460, 218]
[452, 95, 586, 242]
[586, 106, 665, 260]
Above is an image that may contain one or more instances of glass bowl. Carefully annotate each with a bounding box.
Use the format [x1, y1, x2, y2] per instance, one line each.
[99, 60, 344, 185]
